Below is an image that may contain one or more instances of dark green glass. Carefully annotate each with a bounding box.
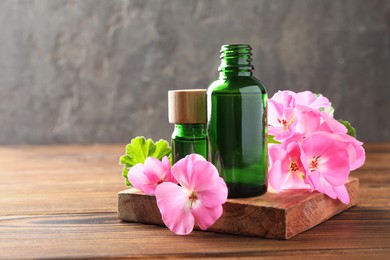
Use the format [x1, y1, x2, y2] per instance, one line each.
[171, 124, 207, 163]
[207, 44, 268, 198]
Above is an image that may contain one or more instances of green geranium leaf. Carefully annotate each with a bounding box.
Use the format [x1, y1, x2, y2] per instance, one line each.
[122, 167, 131, 186]
[338, 119, 356, 138]
[119, 136, 171, 186]
[268, 135, 281, 144]
[151, 140, 172, 160]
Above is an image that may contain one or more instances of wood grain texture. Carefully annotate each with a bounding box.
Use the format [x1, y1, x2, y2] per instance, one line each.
[0, 144, 389, 259]
[118, 179, 359, 239]
[1, 211, 389, 259]
[0, 144, 125, 215]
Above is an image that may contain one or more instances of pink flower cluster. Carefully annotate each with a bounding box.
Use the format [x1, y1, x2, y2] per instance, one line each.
[128, 154, 228, 235]
[268, 90, 365, 204]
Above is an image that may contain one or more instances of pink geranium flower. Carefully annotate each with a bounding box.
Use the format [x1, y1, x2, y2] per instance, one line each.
[155, 154, 228, 235]
[319, 111, 348, 134]
[268, 140, 311, 191]
[128, 156, 177, 195]
[268, 99, 297, 141]
[295, 91, 331, 111]
[268, 90, 329, 141]
[302, 132, 351, 204]
[271, 90, 331, 111]
[267, 90, 365, 204]
[319, 112, 366, 170]
[294, 108, 321, 139]
[337, 133, 366, 171]
[271, 90, 296, 108]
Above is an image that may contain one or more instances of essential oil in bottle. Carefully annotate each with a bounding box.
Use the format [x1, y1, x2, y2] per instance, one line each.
[168, 89, 208, 163]
[207, 44, 268, 198]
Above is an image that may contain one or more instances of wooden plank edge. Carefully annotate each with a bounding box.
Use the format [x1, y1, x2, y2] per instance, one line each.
[118, 178, 359, 239]
[285, 177, 359, 239]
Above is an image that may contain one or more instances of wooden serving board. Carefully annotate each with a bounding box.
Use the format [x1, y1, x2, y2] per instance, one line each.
[118, 177, 359, 239]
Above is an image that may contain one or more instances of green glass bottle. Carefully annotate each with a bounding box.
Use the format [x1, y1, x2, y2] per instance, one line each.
[207, 44, 268, 198]
[168, 89, 208, 163]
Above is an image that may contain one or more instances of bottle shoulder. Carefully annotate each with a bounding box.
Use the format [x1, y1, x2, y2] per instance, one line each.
[207, 76, 267, 94]
[171, 124, 207, 140]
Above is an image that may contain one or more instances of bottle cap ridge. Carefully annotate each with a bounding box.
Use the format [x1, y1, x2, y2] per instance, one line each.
[168, 89, 207, 124]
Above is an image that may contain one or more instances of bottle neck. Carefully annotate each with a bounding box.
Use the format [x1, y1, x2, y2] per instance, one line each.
[218, 44, 254, 79]
[173, 124, 206, 138]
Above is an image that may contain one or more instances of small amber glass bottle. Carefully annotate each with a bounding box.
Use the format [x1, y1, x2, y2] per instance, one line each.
[168, 89, 207, 163]
[207, 44, 268, 198]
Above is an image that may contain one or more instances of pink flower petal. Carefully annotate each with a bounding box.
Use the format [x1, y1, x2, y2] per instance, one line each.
[302, 132, 350, 186]
[196, 177, 228, 208]
[268, 160, 284, 191]
[282, 171, 311, 190]
[155, 182, 195, 235]
[296, 91, 330, 110]
[267, 145, 288, 191]
[191, 204, 223, 231]
[338, 134, 366, 171]
[128, 156, 176, 195]
[295, 109, 321, 136]
[268, 143, 286, 167]
[172, 155, 228, 208]
[271, 90, 296, 108]
[161, 156, 177, 183]
[143, 157, 165, 184]
[171, 154, 204, 190]
[319, 151, 350, 186]
[333, 185, 350, 204]
[347, 143, 365, 171]
[296, 91, 315, 106]
[162, 156, 171, 169]
[308, 171, 337, 199]
[128, 164, 148, 192]
[268, 100, 297, 141]
[268, 99, 285, 122]
[309, 172, 350, 204]
[141, 183, 158, 195]
[319, 112, 347, 134]
[187, 160, 221, 191]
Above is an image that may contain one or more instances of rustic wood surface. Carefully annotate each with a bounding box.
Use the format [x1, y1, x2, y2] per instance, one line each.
[0, 144, 389, 259]
[118, 178, 359, 239]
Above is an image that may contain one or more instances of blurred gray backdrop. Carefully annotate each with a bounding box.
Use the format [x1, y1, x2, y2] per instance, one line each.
[0, 0, 389, 144]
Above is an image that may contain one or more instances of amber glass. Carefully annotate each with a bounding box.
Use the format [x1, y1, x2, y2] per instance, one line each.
[207, 44, 268, 198]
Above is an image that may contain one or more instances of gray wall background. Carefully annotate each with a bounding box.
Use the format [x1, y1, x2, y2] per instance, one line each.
[0, 0, 389, 144]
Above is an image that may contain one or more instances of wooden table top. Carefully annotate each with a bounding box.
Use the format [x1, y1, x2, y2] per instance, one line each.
[0, 143, 389, 259]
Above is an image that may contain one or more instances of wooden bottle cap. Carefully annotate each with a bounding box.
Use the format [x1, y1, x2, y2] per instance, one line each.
[168, 89, 207, 124]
